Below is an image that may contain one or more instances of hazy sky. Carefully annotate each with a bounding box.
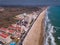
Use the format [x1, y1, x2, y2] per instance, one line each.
[0, 0, 60, 6]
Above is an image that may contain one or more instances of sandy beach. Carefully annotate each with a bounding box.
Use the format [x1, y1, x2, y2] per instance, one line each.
[22, 9, 47, 45]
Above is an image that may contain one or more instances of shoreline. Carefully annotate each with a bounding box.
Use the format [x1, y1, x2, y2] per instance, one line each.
[38, 9, 47, 45]
[23, 9, 47, 45]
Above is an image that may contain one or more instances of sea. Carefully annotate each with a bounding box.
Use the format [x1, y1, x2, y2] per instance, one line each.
[44, 6, 60, 45]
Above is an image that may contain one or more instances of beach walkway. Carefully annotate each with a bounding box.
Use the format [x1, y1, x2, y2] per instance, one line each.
[22, 9, 47, 45]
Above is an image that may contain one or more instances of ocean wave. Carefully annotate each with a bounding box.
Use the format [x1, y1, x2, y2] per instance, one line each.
[44, 10, 56, 45]
[57, 37, 60, 39]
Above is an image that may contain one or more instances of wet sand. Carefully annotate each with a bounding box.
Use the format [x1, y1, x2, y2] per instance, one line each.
[23, 9, 47, 45]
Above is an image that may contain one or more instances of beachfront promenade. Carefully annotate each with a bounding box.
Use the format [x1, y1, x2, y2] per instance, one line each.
[22, 9, 47, 45]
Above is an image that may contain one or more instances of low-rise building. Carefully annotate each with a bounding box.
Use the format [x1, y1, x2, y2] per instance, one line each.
[0, 32, 12, 43]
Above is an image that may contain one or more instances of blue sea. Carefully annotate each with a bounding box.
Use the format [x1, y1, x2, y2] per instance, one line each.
[44, 6, 60, 45]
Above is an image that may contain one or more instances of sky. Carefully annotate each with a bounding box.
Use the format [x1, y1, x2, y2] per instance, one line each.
[0, 0, 60, 6]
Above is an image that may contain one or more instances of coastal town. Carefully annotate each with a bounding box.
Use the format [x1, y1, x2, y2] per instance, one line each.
[0, 7, 46, 45]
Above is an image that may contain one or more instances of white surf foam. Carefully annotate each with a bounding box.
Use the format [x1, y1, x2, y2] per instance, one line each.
[57, 37, 60, 39]
[44, 10, 56, 45]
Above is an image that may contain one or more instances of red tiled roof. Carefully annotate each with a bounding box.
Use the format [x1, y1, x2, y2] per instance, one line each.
[8, 25, 16, 30]
[9, 30, 15, 33]
[0, 33, 9, 38]
[9, 25, 15, 28]
[16, 27, 21, 31]
[0, 27, 7, 31]
[9, 25, 21, 30]
[0, 20, 2, 21]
